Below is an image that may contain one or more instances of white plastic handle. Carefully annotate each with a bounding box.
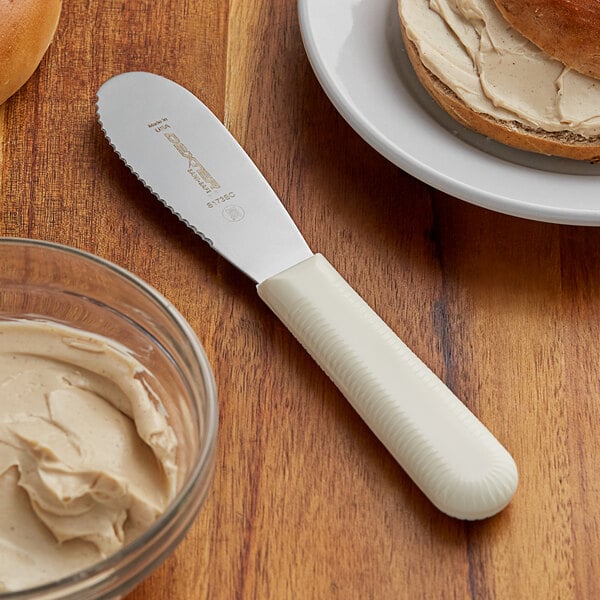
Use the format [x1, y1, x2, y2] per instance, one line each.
[257, 254, 518, 519]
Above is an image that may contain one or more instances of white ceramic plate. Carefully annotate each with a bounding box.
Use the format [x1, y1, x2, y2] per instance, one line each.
[298, 0, 600, 226]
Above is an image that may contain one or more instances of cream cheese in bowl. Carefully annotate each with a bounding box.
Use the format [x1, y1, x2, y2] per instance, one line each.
[0, 238, 218, 598]
[0, 321, 178, 591]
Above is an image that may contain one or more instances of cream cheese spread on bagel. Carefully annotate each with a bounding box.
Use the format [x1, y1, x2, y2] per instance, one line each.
[398, 0, 600, 157]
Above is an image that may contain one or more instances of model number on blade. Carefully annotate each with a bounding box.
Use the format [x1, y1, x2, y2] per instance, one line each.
[207, 192, 236, 208]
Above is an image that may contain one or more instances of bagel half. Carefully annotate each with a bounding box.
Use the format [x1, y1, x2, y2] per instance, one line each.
[0, 0, 63, 105]
[398, 0, 600, 162]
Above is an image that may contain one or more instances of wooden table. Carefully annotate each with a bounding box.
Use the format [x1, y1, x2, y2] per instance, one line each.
[2, 1, 600, 598]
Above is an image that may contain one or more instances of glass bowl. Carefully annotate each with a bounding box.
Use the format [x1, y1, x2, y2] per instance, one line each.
[0, 238, 218, 599]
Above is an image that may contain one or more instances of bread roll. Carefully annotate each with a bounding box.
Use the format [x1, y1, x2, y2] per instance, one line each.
[0, 0, 62, 105]
[398, 0, 600, 162]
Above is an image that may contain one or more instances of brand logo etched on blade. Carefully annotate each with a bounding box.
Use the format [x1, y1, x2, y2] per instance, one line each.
[147, 117, 221, 194]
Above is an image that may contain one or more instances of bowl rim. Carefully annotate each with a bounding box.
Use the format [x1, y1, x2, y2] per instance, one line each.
[0, 237, 219, 598]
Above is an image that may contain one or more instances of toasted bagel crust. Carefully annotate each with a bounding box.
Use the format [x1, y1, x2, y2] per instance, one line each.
[492, 0, 600, 79]
[0, 0, 62, 105]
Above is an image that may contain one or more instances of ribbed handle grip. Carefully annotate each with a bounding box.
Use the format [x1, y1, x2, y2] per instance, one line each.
[257, 254, 518, 519]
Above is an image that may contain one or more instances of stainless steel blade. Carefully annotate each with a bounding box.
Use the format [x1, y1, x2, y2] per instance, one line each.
[96, 71, 312, 283]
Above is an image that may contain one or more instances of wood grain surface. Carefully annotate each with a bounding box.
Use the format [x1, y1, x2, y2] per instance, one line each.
[2, 1, 600, 598]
